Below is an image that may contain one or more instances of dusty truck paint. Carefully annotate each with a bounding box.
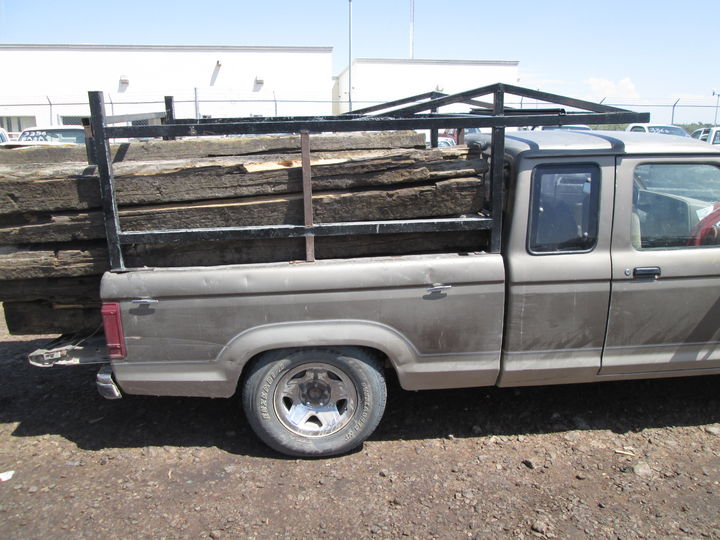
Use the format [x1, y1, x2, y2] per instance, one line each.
[101, 253, 506, 396]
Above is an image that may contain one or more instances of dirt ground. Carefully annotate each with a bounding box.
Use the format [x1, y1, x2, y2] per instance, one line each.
[1, 305, 720, 539]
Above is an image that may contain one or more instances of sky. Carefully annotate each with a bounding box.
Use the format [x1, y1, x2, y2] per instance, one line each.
[1, 0, 718, 123]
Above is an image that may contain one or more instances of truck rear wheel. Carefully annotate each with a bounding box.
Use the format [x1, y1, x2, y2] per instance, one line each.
[242, 347, 387, 457]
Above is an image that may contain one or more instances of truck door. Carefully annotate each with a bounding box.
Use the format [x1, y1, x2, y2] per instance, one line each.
[499, 156, 615, 386]
[602, 157, 720, 374]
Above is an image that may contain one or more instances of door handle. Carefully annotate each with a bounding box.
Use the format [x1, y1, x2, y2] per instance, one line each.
[633, 266, 661, 279]
[426, 284, 452, 293]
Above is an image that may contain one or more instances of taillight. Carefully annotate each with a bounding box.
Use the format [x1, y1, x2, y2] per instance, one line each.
[101, 302, 127, 359]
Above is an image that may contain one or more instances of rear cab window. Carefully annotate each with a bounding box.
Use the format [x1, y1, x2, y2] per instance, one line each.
[528, 164, 601, 254]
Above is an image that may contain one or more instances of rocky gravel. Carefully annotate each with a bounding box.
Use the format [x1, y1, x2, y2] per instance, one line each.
[1, 305, 720, 539]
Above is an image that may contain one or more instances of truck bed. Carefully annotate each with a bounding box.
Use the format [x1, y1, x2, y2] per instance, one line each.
[100, 252, 505, 396]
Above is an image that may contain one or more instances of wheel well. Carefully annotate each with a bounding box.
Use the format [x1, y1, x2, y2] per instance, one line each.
[237, 345, 392, 393]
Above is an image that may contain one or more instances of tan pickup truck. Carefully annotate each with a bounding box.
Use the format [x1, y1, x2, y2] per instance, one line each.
[47, 131, 717, 457]
[25, 86, 720, 457]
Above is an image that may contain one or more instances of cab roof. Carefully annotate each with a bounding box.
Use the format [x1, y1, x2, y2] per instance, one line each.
[468, 130, 720, 158]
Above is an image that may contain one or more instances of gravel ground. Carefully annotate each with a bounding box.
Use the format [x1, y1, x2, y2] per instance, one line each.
[1, 304, 720, 539]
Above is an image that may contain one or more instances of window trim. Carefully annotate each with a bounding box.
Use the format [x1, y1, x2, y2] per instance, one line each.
[527, 162, 602, 256]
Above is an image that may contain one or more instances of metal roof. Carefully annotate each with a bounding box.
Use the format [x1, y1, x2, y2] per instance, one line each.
[468, 130, 720, 158]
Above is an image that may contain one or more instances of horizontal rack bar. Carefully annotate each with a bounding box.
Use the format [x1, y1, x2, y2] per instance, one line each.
[105, 111, 649, 139]
[166, 107, 571, 126]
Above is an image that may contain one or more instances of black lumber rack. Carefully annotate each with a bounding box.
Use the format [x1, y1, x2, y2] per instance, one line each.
[84, 83, 649, 271]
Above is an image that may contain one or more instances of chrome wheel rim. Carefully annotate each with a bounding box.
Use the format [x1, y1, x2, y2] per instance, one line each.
[273, 362, 358, 437]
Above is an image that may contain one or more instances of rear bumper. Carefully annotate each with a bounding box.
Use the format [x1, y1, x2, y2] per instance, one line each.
[28, 335, 122, 400]
[96, 365, 123, 399]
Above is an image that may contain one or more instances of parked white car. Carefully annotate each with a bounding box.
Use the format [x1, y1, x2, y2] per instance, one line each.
[625, 123, 689, 137]
[0, 127, 9, 143]
[17, 126, 85, 144]
[536, 124, 592, 131]
[0, 126, 85, 148]
[691, 127, 720, 145]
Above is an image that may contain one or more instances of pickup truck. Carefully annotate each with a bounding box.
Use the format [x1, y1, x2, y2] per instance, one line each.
[0, 126, 86, 148]
[23, 86, 720, 457]
[691, 126, 720, 145]
[32, 130, 716, 458]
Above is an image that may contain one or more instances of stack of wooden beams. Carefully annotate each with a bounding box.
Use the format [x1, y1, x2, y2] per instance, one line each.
[0, 131, 488, 334]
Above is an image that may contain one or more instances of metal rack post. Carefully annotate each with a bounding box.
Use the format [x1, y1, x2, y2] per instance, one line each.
[88, 91, 124, 270]
[300, 130, 315, 262]
[490, 86, 505, 254]
[163, 96, 176, 141]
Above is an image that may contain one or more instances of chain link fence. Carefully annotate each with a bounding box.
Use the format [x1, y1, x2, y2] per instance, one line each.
[2, 93, 719, 138]
[0, 90, 337, 138]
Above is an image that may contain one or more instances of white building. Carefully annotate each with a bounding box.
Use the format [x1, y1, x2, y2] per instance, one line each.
[333, 58, 519, 114]
[0, 44, 520, 136]
[0, 44, 334, 134]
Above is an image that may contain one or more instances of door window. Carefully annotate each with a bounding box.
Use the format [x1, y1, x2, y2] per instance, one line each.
[632, 163, 720, 249]
[528, 164, 601, 253]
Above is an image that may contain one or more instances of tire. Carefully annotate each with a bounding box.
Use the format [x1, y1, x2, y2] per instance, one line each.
[242, 347, 387, 457]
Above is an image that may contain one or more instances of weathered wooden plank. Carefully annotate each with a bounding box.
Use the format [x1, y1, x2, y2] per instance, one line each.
[0, 148, 438, 182]
[0, 178, 485, 244]
[0, 275, 102, 303]
[0, 149, 484, 216]
[4, 301, 102, 334]
[0, 160, 431, 215]
[123, 231, 489, 269]
[0, 245, 109, 280]
[0, 229, 488, 281]
[0, 131, 426, 165]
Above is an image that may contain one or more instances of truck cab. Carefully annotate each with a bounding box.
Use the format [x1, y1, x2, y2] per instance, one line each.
[476, 131, 720, 386]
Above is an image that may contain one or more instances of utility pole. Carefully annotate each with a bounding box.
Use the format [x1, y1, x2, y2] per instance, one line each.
[714, 90, 719, 125]
[348, 0, 353, 112]
[409, 0, 415, 59]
